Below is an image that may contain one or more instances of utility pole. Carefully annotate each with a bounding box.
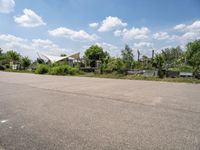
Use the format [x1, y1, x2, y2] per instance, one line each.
[137, 49, 140, 62]
[152, 50, 154, 60]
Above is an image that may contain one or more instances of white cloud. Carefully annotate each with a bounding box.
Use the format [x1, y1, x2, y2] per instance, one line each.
[98, 16, 127, 32]
[0, 0, 15, 13]
[132, 42, 154, 58]
[181, 32, 200, 41]
[133, 42, 153, 49]
[0, 34, 69, 59]
[187, 20, 200, 32]
[174, 20, 200, 32]
[0, 34, 26, 42]
[31, 39, 67, 55]
[14, 9, 46, 27]
[96, 42, 118, 50]
[115, 27, 150, 40]
[174, 24, 187, 32]
[153, 32, 170, 40]
[89, 22, 99, 28]
[114, 30, 122, 37]
[48, 27, 98, 42]
[83, 42, 119, 56]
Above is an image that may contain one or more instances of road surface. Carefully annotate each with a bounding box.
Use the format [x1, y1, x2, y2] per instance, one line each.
[0, 71, 200, 150]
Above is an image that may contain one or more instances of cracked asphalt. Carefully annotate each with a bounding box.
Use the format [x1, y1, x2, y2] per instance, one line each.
[0, 71, 200, 150]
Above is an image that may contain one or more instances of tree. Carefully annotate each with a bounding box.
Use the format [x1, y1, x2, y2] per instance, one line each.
[153, 53, 164, 78]
[186, 39, 200, 71]
[36, 58, 45, 64]
[121, 44, 134, 70]
[103, 57, 125, 73]
[84, 45, 108, 67]
[6, 50, 21, 63]
[161, 46, 183, 67]
[21, 56, 31, 70]
[60, 54, 67, 57]
[0, 48, 2, 55]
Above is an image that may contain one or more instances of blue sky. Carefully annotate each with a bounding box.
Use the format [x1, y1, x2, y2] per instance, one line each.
[0, 0, 200, 59]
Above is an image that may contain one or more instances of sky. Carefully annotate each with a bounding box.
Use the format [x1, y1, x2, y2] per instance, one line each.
[0, 0, 200, 60]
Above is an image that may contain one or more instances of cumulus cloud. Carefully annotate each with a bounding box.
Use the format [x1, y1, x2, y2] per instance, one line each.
[171, 20, 200, 44]
[133, 42, 153, 49]
[180, 32, 200, 41]
[174, 24, 187, 32]
[89, 22, 99, 28]
[153, 32, 170, 40]
[132, 42, 154, 58]
[98, 16, 127, 32]
[174, 20, 200, 32]
[114, 27, 150, 40]
[14, 9, 46, 27]
[0, 34, 69, 59]
[0, 0, 15, 13]
[48, 27, 98, 42]
[83, 42, 119, 56]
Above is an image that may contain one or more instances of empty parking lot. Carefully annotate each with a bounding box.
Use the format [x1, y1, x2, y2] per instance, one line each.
[0, 71, 200, 150]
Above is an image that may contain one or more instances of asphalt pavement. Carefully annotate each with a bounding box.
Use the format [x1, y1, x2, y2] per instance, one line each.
[0, 71, 200, 150]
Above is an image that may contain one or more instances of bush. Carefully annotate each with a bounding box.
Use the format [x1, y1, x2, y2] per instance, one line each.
[49, 64, 81, 75]
[169, 65, 194, 72]
[49, 65, 68, 75]
[35, 64, 49, 74]
[68, 67, 80, 75]
[0, 65, 5, 70]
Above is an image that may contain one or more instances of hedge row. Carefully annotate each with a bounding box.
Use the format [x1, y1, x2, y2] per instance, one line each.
[35, 64, 82, 75]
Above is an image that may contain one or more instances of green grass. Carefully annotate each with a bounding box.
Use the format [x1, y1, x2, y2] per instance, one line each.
[80, 73, 200, 84]
[2, 69, 200, 84]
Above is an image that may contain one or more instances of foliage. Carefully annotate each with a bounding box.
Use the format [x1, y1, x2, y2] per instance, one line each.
[21, 56, 31, 69]
[161, 46, 183, 67]
[60, 54, 67, 57]
[103, 57, 126, 74]
[186, 39, 200, 71]
[84, 45, 109, 67]
[82, 73, 200, 84]
[36, 58, 45, 64]
[168, 65, 194, 72]
[121, 44, 134, 70]
[0, 65, 5, 70]
[49, 64, 81, 75]
[6, 50, 21, 62]
[35, 64, 49, 74]
[153, 54, 165, 78]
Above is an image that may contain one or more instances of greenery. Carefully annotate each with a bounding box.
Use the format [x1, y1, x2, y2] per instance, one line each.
[121, 44, 134, 70]
[186, 40, 200, 71]
[81, 73, 200, 84]
[35, 64, 49, 74]
[21, 56, 31, 70]
[0, 39, 200, 83]
[49, 64, 81, 75]
[84, 45, 109, 67]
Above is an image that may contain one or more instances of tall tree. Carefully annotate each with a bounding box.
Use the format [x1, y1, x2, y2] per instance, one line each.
[84, 45, 108, 67]
[6, 50, 21, 63]
[121, 44, 134, 70]
[161, 46, 183, 67]
[21, 56, 31, 70]
[153, 53, 164, 78]
[186, 39, 200, 71]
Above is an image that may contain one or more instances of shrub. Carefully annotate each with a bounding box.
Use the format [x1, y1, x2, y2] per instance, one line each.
[35, 64, 49, 74]
[49, 65, 68, 75]
[49, 64, 81, 75]
[68, 67, 80, 75]
[168, 65, 194, 72]
[0, 65, 5, 70]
